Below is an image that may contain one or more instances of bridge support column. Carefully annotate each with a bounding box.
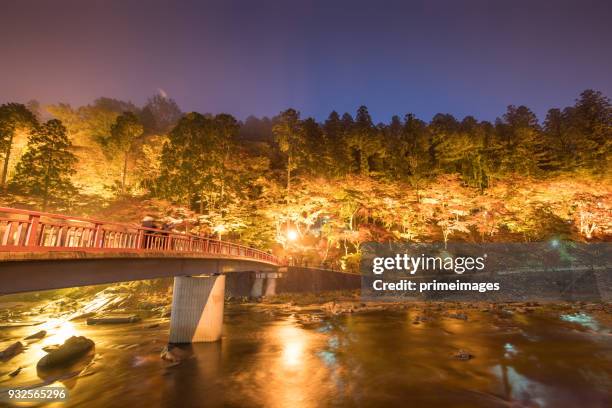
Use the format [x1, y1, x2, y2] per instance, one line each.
[250, 272, 265, 298]
[169, 275, 225, 343]
[264, 272, 280, 296]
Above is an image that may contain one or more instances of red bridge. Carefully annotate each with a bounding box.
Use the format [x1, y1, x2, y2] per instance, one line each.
[0, 207, 277, 264]
[0, 207, 359, 343]
[0, 207, 279, 300]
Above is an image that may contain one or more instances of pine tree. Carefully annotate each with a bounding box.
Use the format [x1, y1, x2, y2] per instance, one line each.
[272, 109, 305, 201]
[10, 119, 77, 209]
[347, 106, 380, 176]
[158, 112, 225, 212]
[109, 111, 144, 193]
[0, 103, 38, 188]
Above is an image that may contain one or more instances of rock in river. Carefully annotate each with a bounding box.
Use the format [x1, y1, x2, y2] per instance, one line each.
[87, 314, 141, 325]
[25, 330, 47, 340]
[37, 336, 94, 369]
[452, 349, 474, 360]
[0, 342, 24, 361]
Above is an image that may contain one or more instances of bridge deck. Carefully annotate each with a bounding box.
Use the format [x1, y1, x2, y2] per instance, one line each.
[0, 207, 278, 265]
[0, 207, 279, 294]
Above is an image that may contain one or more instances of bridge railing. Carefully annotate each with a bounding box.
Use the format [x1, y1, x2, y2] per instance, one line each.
[0, 207, 277, 264]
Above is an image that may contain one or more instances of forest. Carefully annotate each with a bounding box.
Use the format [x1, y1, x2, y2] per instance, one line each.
[0, 90, 610, 270]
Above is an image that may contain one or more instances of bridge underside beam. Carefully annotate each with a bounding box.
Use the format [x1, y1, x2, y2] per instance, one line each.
[169, 275, 225, 343]
[0, 257, 276, 295]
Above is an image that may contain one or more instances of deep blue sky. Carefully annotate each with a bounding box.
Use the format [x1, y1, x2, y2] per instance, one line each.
[1, 0, 611, 123]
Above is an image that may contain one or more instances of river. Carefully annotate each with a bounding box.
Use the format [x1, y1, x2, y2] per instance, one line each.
[1, 301, 611, 407]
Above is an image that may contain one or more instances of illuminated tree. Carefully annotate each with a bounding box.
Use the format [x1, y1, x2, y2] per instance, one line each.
[573, 193, 611, 239]
[347, 106, 381, 176]
[272, 108, 304, 201]
[0, 103, 38, 188]
[10, 119, 77, 210]
[109, 112, 144, 193]
[158, 112, 223, 210]
[140, 93, 183, 135]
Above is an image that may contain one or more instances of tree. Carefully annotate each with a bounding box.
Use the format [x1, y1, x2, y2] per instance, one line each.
[347, 106, 381, 176]
[47, 98, 139, 148]
[108, 112, 144, 193]
[140, 93, 182, 135]
[571, 89, 612, 171]
[158, 112, 224, 212]
[0, 103, 38, 188]
[211, 113, 240, 210]
[272, 109, 304, 201]
[10, 119, 77, 209]
[495, 105, 544, 175]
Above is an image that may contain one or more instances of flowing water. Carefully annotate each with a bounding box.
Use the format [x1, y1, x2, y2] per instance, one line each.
[1, 303, 611, 407]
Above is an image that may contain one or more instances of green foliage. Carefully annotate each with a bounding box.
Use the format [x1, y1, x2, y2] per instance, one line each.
[10, 119, 77, 209]
[109, 112, 144, 193]
[0, 103, 38, 187]
[140, 94, 182, 135]
[158, 112, 238, 212]
[2, 88, 610, 262]
[272, 108, 306, 198]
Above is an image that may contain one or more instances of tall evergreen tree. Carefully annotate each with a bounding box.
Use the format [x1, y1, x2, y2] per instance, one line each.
[109, 111, 144, 193]
[495, 105, 544, 175]
[322, 111, 350, 176]
[10, 119, 77, 210]
[0, 103, 38, 188]
[347, 106, 380, 176]
[272, 108, 304, 201]
[140, 93, 183, 135]
[571, 89, 612, 171]
[158, 112, 224, 212]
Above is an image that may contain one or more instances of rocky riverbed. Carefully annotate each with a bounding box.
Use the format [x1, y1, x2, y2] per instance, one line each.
[1, 281, 611, 407]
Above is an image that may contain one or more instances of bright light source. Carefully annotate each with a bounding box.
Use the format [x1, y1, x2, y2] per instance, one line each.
[287, 229, 298, 241]
[213, 224, 226, 234]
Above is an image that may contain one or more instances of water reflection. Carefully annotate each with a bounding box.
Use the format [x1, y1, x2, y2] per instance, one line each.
[1, 306, 610, 407]
[279, 324, 306, 368]
[560, 312, 600, 331]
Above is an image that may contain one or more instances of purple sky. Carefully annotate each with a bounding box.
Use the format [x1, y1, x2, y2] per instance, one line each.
[1, 0, 611, 122]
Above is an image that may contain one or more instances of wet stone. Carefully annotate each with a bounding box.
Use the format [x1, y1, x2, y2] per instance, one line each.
[452, 349, 474, 360]
[37, 336, 95, 368]
[87, 314, 141, 325]
[447, 313, 468, 320]
[8, 367, 22, 377]
[0, 341, 24, 361]
[25, 330, 47, 340]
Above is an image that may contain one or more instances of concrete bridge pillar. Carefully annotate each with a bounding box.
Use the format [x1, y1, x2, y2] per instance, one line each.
[250, 272, 265, 298]
[264, 272, 280, 296]
[169, 275, 225, 343]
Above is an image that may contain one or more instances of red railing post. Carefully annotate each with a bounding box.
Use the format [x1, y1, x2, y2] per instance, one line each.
[137, 229, 144, 250]
[92, 223, 102, 248]
[26, 215, 40, 247]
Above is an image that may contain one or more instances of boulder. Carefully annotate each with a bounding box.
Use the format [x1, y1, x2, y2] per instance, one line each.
[0, 342, 24, 361]
[87, 314, 141, 325]
[9, 367, 22, 377]
[452, 349, 474, 360]
[25, 330, 47, 340]
[37, 336, 94, 369]
[447, 313, 468, 320]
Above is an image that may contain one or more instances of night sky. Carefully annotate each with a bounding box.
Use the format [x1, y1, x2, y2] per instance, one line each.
[1, 0, 611, 122]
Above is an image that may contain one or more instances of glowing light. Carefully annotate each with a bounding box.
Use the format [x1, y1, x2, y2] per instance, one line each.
[213, 224, 226, 234]
[41, 318, 78, 345]
[287, 229, 298, 241]
[283, 341, 303, 367]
